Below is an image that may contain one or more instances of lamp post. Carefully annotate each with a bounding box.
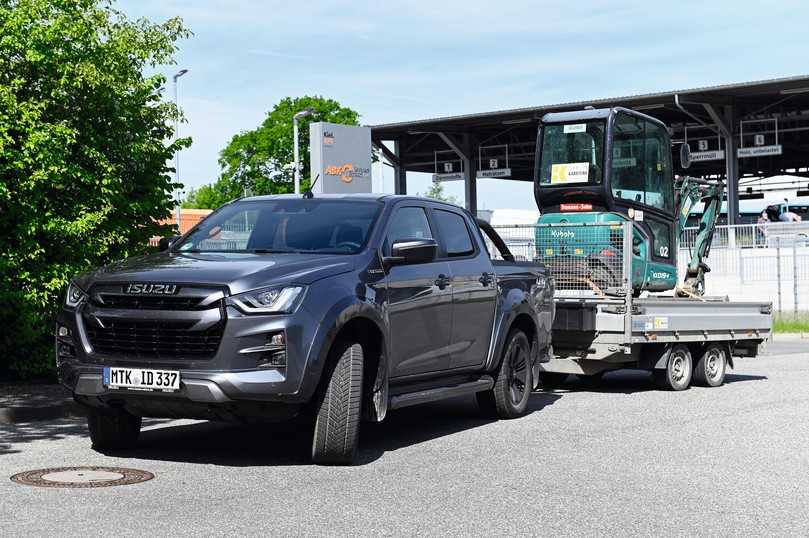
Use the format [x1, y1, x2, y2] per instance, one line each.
[293, 108, 314, 194]
[173, 68, 188, 231]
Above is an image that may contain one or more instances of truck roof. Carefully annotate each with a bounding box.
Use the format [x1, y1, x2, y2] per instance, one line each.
[241, 193, 466, 210]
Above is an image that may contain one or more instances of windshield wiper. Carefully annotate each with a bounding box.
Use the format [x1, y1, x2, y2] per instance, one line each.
[249, 248, 295, 254]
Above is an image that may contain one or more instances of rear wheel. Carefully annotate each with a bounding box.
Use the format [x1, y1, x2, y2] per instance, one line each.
[477, 329, 532, 419]
[577, 371, 604, 388]
[653, 344, 692, 391]
[693, 343, 727, 387]
[87, 407, 141, 450]
[311, 341, 364, 465]
[536, 371, 569, 388]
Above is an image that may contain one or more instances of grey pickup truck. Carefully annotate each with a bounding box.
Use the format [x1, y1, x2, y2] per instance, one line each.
[57, 194, 554, 464]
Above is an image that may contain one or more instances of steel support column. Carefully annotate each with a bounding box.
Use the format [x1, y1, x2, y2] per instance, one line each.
[723, 105, 740, 226]
[463, 138, 478, 215]
[393, 140, 406, 194]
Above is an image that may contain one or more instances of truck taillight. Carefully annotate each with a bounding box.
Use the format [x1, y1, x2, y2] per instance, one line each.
[600, 248, 616, 257]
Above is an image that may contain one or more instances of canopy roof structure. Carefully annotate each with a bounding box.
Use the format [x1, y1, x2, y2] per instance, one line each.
[370, 75, 809, 222]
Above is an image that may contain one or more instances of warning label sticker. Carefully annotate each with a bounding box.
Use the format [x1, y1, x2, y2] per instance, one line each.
[563, 123, 587, 134]
[550, 162, 590, 184]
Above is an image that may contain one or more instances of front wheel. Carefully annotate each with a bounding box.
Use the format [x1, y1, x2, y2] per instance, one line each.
[311, 341, 364, 465]
[693, 344, 728, 387]
[87, 407, 141, 450]
[653, 344, 693, 391]
[477, 329, 533, 419]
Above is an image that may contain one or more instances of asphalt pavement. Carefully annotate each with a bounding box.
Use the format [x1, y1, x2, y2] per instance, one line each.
[1, 340, 807, 537]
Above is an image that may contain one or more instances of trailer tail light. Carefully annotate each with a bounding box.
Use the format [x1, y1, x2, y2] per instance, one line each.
[560, 203, 593, 212]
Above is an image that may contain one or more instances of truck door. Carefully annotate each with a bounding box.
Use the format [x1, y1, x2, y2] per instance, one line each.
[385, 205, 454, 377]
[431, 208, 498, 370]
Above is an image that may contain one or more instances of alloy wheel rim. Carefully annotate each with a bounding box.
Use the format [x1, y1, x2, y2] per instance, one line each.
[508, 342, 529, 404]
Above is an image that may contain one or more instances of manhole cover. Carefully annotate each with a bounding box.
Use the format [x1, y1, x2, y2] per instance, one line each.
[10, 466, 154, 488]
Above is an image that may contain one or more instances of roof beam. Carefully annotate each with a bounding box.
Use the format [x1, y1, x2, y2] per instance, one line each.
[372, 140, 399, 167]
[436, 132, 470, 160]
[702, 103, 732, 138]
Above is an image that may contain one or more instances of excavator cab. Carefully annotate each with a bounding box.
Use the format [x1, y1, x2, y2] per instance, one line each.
[534, 107, 680, 294]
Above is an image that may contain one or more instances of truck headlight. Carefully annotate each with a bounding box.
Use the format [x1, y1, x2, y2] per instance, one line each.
[65, 283, 87, 308]
[228, 286, 306, 314]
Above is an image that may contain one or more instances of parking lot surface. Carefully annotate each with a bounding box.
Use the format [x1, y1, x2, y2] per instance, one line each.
[1, 340, 807, 537]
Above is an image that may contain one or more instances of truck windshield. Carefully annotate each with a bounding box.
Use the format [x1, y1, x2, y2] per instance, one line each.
[538, 120, 605, 186]
[175, 199, 382, 254]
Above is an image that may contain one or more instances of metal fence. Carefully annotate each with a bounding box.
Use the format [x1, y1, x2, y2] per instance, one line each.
[492, 222, 631, 298]
[493, 221, 809, 312]
[679, 222, 809, 314]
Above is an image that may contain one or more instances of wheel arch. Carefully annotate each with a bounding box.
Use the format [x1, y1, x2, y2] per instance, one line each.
[306, 299, 389, 422]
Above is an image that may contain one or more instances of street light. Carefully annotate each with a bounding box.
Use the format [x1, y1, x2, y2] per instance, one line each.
[293, 108, 314, 194]
[173, 69, 189, 231]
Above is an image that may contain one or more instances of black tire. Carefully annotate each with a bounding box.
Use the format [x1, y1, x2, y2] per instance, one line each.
[577, 371, 605, 387]
[477, 329, 533, 419]
[311, 341, 364, 465]
[693, 343, 728, 387]
[653, 344, 693, 391]
[87, 407, 141, 450]
[536, 371, 569, 388]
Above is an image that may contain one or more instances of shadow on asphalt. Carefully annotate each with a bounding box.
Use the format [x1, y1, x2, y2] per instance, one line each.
[539, 369, 768, 394]
[0, 417, 170, 457]
[91, 392, 562, 467]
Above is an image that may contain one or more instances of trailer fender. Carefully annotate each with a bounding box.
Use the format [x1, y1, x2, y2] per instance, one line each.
[640, 344, 671, 370]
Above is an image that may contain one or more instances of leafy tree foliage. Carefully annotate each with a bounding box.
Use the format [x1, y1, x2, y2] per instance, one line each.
[184, 96, 360, 209]
[0, 0, 189, 377]
[420, 179, 459, 205]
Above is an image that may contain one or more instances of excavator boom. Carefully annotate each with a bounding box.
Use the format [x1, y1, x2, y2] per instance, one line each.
[675, 176, 724, 295]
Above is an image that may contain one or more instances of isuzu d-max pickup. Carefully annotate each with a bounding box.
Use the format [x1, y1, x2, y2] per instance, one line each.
[57, 194, 553, 464]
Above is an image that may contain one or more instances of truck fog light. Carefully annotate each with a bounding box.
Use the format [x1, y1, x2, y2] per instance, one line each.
[270, 333, 285, 346]
[58, 342, 75, 358]
[58, 326, 70, 337]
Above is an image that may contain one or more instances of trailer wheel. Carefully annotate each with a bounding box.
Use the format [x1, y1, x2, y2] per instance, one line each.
[693, 343, 727, 387]
[653, 344, 692, 391]
[477, 329, 532, 419]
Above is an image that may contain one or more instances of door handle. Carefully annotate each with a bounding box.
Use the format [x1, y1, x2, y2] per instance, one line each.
[434, 274, 450, 289]
[479, 272, 494, 286]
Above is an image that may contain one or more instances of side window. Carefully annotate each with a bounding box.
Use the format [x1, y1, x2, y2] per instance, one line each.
[386, 207, 433, 251]
[434, 209, 475, 257]
[647, 219, 672, 260]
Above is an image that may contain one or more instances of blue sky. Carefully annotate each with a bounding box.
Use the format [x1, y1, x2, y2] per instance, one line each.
[121, 0, 809, 210]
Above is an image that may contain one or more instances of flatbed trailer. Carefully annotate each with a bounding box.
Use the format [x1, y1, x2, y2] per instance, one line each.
[496, 221, 773, 390]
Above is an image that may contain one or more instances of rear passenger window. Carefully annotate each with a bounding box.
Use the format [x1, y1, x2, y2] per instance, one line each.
[434, 209, 475, 257]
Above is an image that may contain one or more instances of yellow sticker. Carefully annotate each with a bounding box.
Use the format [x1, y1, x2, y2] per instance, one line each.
[550, 162, 589, 184]
[545, 248, 554, 256]
[575, 248, 583, 255]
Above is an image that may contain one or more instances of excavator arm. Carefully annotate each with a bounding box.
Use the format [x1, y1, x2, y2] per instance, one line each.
[675, 176, 724, 296]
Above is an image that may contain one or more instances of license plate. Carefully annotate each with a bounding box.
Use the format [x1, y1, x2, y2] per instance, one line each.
[103, 367, 180, 392]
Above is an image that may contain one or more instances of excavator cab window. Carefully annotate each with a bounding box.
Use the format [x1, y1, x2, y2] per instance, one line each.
[610, 113, 674, 214]
[538, 121, 605, 186]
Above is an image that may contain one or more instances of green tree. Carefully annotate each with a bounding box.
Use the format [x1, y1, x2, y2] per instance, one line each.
[419, 179, 459, 205]
[0, 0, 190, 377]
[184, 96, 360, 209]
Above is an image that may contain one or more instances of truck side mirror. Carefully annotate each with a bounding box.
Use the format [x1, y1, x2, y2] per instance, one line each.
[384, 238, 438, 266]
[158, 235, 181, 252]
[679, 143, 692, 169]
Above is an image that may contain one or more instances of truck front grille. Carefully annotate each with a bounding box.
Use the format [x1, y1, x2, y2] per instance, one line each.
[93, 295, 206, 311]
[84, 318, 224, 360]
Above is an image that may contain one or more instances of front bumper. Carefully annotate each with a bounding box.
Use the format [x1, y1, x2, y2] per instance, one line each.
[56, 297, 328, 408]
